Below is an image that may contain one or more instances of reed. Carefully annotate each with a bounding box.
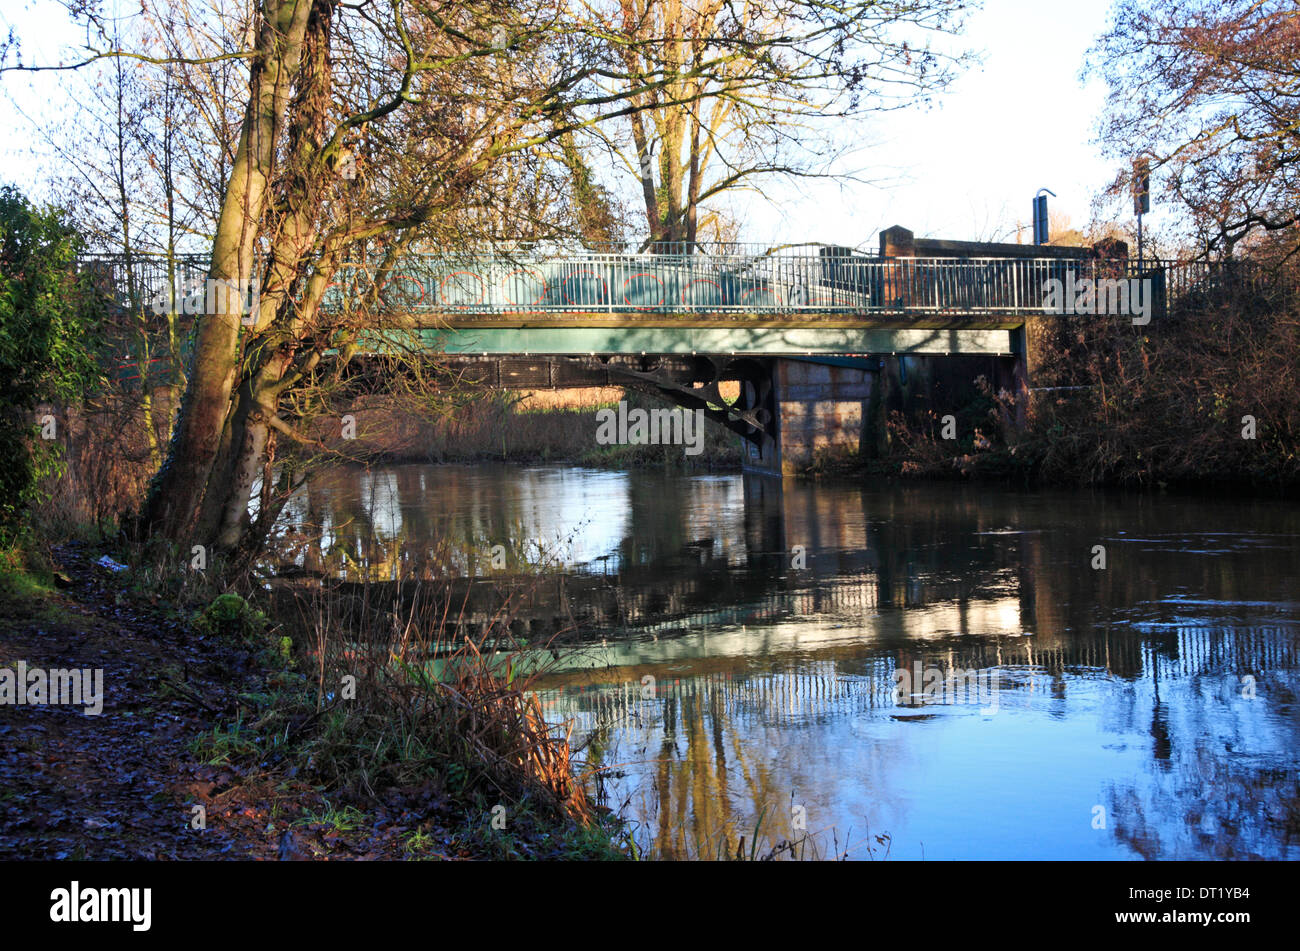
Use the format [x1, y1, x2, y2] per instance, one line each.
[278, 576, 595, 826]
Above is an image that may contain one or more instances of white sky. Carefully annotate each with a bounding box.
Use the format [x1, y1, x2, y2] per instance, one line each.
[0, 0, 1148, 250]
[741, 0, 1128, 248]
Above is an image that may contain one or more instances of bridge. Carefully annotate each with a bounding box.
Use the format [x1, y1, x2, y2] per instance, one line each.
[90, 226, 1178, 473]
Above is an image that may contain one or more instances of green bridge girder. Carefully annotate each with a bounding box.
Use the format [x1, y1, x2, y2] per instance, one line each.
[382, 324, 1018, 357]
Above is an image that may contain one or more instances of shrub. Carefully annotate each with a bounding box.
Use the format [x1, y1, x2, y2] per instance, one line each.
[0, 185, 106, 539]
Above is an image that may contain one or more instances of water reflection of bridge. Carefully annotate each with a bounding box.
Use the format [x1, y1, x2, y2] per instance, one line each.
[305, 541, 1300, 690]
[535, 622, 1300, 730]
[273, 465, 1300, 689]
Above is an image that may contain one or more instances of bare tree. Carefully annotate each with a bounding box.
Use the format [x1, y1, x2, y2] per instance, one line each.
[3, 0, 971, 555]
[581, 0, 973, 246]
[1090, 0, 1300, 260]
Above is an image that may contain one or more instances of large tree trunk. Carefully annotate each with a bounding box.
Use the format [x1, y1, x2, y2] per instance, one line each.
[136, 0, 316, 546]
[206, 0, 336, 553]
[215, 405, 273, 549]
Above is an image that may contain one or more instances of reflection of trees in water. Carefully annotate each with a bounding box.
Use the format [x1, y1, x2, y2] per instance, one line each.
[272, 465, 1300, 634]
[1107, 714, 1300, 859]
[583, 674, 794, 860]
[274, 465, 596, 580]
[1101, 653, 1300, 859]
[652, 681, 781, 860]
[565, 663, 908, 860]
[272, 465, 769, 597]
[558, 623, 1300, 858]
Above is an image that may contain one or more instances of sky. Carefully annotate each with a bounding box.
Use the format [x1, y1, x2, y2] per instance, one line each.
[740, 0, 1128, 248]
[0, 0, 1148, 251]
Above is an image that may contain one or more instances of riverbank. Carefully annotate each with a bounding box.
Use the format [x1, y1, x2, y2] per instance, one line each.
[319, 386, 744, 471]
[0, 541, 627, 860]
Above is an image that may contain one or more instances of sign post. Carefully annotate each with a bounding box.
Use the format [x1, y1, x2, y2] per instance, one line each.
[1133, 158, 1151, 272]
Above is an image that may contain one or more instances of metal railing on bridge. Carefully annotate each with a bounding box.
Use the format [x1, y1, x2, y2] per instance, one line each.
[323, 248, 1127, 316]
[77, 246, 1228, 318]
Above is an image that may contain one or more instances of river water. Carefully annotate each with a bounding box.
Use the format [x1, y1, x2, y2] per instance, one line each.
[272, 462, 1300, 859]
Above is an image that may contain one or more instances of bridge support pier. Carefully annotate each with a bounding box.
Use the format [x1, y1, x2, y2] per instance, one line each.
[741, 348, 1029, 478]
[741, 358, 875, 477]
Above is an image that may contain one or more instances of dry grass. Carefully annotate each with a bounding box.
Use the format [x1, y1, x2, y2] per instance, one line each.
[307, 384, 742, 468]
[856, 262, 1300, 487]
[276, 578, 594, 824]
[1023, 263, 1300, 485]
[514, 386, 625, 410]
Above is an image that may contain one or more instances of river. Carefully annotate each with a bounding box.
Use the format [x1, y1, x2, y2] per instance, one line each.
[270, 462, 1300, 859]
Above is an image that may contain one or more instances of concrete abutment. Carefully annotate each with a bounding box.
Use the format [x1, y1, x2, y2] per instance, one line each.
[740, 349, 1027, 477]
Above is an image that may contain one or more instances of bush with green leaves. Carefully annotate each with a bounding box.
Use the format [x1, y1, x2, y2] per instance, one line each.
[191, 592, 268, 642]
[191, 592, 298, 673]
[0, 185, 106, 538]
